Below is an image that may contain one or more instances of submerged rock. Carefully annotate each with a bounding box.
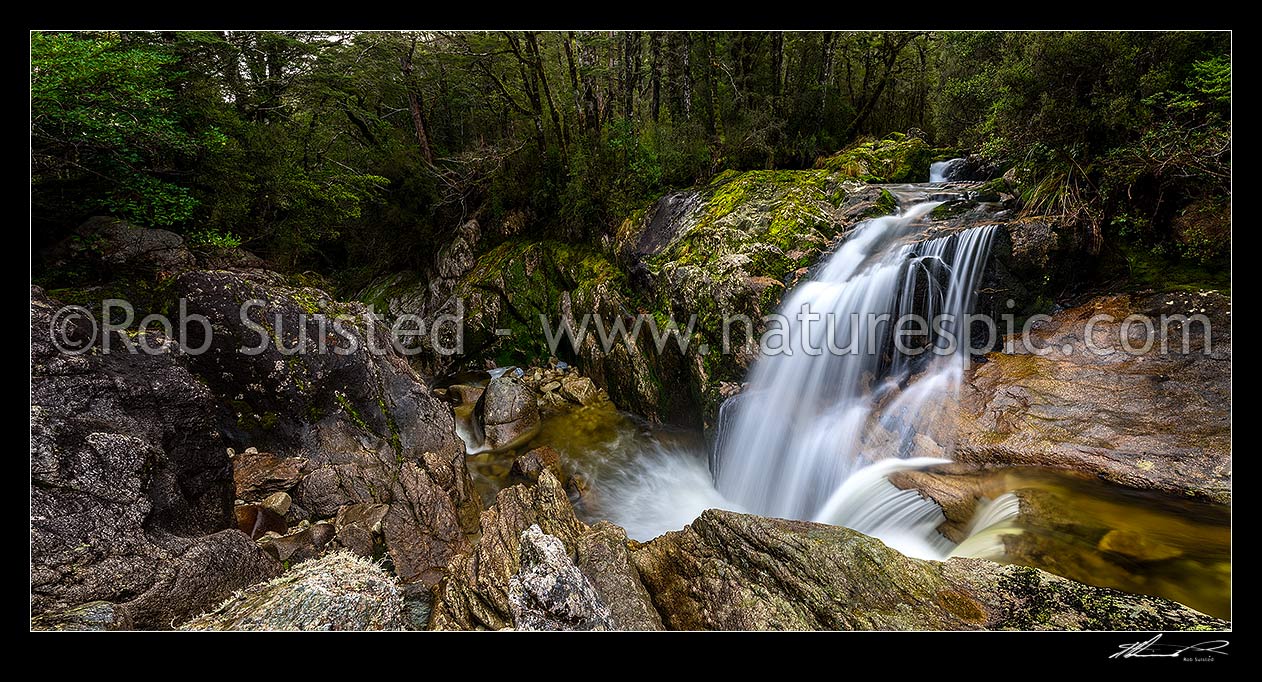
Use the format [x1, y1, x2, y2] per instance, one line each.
[631, 509, 1226, 630]
[180, 551, 407, 631]
[508, 525, 614, 631]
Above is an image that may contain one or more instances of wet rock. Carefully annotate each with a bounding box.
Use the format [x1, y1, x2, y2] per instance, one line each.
[180, 551, 407, 631]
[31, 287, 281, 629]
[474, 376, 540, 451]
[956, 291, 1231, 503]
[559, 375, 601, 406]
[508, 525, 614, 631]
[379, 461, 469, 585]
[235, 504, 287, 540]
[575, 522, 663, 630]
[1097, 530, 1184, 561]
[632, 509, 1226, 630]
[259, 522, 336, 563]
[540, 380, 561, 393]
[510, 446, 564, 484]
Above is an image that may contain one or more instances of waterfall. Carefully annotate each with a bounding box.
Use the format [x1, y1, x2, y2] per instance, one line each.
[592, 190, 1018, 559]
[930, 158, 964, 183]
[711, 200, 1011, 558]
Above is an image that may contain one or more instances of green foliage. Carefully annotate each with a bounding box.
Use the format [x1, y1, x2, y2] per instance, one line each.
[187, 228, 243, 249]
[31, 30, 1229, 291]
[32, 32, 203, 229]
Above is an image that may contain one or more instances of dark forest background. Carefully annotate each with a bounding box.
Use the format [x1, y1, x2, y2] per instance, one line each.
[31, 31, 1230, 288]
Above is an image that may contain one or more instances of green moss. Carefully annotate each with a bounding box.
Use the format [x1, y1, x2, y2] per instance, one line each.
[1119, 243, 1230, 295]
[230, 399, 280, 434]
[334, 392, 371, 433]
[816, 135, 948, 183]
[865, 189, 898, 218]
[930, 200, 971, 220]
[976, 177, 1010, 201]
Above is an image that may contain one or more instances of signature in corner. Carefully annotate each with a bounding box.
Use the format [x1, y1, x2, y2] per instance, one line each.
[1111, 634, 1230, 660]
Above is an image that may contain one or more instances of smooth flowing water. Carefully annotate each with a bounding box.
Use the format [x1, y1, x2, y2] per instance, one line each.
[457, 180, 1228, 618]
[930, 158, 964, 183]
[708, 197, 1004, 558]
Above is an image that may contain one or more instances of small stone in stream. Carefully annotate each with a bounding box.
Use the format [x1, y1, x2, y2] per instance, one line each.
[262, 491, 292, 516]
[508, 525, 613, 631]
[1097, 529, 1184, 561]
[565, 474, 590, 503]
[559, 376, 600, 405]
[511, 447, 564, 483]
[537, 390, 569, 413]
[236, 504, 287, 540]
[541, 381, 561, 393]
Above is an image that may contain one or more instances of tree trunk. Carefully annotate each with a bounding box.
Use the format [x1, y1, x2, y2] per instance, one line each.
[400, 35, 434, 164]
[649, 32, 662, 123]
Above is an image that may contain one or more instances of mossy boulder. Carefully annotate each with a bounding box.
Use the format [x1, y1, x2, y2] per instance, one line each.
[615, 170, 878, 428]
[815, 134, 942, 183]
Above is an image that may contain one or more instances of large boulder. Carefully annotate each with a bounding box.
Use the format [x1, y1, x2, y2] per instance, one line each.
[814, 133, 941, 183]
[474, 376, 540, 451]
[614, 170, 874, 428]
[631, 509, 1226, 630]
[431, 472, 662, 630]
[172, 269, 481, 587]
[955, 291, 1231, 503]
[31, 287, 281, 629]
[180, 551, 407, 631]
[47, 216, 195, 278]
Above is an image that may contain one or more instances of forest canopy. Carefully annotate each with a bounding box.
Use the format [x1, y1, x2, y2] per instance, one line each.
[31, 30, 1230, 283]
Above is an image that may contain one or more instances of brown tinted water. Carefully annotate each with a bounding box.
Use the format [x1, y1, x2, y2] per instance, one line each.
[467, 404, 1230, 620]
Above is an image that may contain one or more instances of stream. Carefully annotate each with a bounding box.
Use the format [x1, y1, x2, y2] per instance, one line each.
[462, 172, 1230, 620]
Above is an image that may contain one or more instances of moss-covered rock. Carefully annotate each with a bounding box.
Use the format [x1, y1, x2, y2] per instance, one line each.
[614, 170, 881, 428]
[815, 134, 943, 183]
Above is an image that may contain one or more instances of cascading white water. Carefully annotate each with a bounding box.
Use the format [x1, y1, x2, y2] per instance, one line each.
[929, 158, 964, 183]
[593, 192, 1017, 560]
[710, 200, 1009, 559]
